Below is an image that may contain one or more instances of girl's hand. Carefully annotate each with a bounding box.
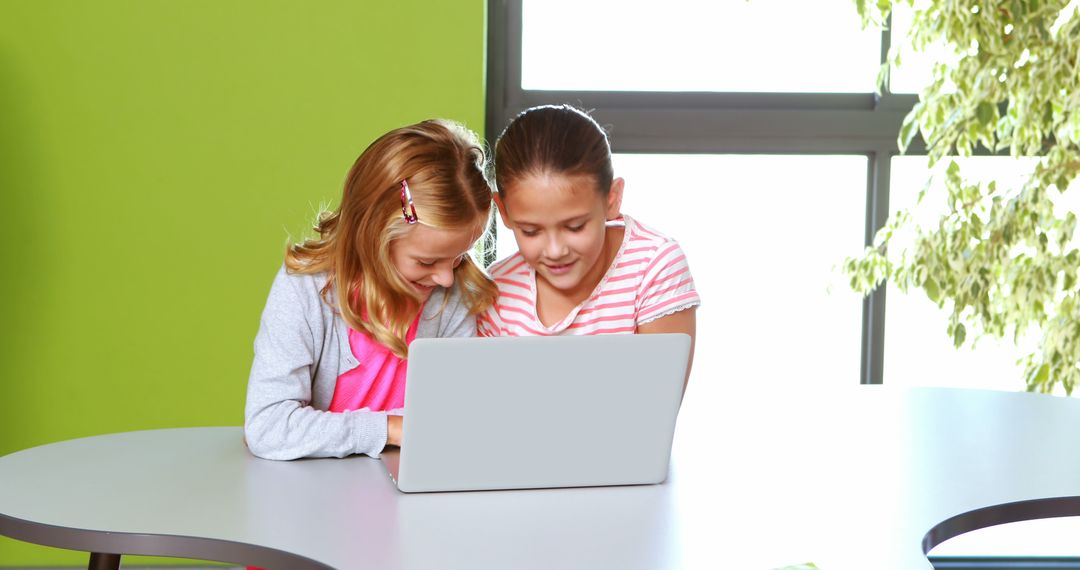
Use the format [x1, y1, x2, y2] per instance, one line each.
[386, 415, 403, 448]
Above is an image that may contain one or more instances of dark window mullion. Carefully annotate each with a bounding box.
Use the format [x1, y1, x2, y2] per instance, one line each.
[862, 150, 892, 385]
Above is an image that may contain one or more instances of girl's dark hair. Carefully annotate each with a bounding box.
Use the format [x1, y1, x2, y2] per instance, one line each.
[493, 104, 613, 197]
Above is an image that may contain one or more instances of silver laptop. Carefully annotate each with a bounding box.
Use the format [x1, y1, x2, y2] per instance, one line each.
[380, 333, 690, 493]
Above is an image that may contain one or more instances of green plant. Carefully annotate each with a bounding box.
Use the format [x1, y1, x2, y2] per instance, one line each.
[846, 0, 1080, 393]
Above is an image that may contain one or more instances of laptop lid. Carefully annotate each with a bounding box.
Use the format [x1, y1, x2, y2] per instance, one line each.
[385, 333, 690, 493]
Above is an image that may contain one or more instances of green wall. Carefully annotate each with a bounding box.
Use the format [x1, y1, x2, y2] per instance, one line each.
[0, 1, 485, 565]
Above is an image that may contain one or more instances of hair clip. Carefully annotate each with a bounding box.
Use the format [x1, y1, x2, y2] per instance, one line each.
[400, 180, 418, 224]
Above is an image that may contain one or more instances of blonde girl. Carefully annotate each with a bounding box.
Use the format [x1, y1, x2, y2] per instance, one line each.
[245, 120, 497, 460]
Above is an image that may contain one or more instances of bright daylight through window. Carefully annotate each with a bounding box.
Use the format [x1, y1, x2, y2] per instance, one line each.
[495, 0, 1080, 562]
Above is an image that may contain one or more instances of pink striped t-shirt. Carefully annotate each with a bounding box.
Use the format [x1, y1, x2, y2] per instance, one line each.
[478, 215, 700, 336]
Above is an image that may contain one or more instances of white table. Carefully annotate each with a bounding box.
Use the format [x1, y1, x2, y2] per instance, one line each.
[3, 386, 1080, 569]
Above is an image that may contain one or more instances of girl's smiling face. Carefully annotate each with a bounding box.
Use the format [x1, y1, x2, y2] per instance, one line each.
[389, 221, 481, 302]
[496, 172, 624, 302]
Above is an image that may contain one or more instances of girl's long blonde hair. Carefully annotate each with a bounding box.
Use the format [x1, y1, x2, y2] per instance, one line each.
[286, 119, 498, 357]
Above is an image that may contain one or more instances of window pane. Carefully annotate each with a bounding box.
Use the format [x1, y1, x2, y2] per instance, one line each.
[522, 0, 881, 92]
[888, 3, 954, 94]
[495, 154, 868, 400]
[884, 156, 1048, 392]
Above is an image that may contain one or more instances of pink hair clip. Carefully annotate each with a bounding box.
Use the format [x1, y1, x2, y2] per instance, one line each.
[400, 180, 418, 224]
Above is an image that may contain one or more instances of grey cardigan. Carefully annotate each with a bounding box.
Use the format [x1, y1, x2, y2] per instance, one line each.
[244, 265, 476, 460]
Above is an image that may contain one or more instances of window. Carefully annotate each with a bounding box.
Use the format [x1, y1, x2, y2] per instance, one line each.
[617, 154, 866, 391]
[888, 3, 953, 94]
[489, 0, 908, 388]
[521, 0, 880, 93]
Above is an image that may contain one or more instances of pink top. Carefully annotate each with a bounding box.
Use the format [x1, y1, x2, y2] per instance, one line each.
[328, 311, 422, 413]
[479, 215, 699, 336]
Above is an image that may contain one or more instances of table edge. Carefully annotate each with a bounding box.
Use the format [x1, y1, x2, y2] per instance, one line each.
[0, 511, 333, 569]
[923, 495, 1080, 554]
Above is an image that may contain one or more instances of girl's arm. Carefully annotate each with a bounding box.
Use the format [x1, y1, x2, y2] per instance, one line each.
[638, 307, 697, 393]
[244, 266, 390, 460]
[635, 236, 700, 394]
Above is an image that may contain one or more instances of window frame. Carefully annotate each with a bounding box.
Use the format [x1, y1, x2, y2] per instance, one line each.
[486, 0, 925, 385]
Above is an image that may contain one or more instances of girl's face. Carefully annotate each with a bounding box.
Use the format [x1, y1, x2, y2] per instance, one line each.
[496, 172, 623, 299]
[389, 222, 481, 302]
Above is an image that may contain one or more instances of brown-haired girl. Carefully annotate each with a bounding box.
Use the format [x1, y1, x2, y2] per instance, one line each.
[245, 119, 497, 460]
[480, 105, 699, 385]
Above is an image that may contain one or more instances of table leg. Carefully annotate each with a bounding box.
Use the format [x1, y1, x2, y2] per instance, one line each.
[88, 552, 121, 570]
